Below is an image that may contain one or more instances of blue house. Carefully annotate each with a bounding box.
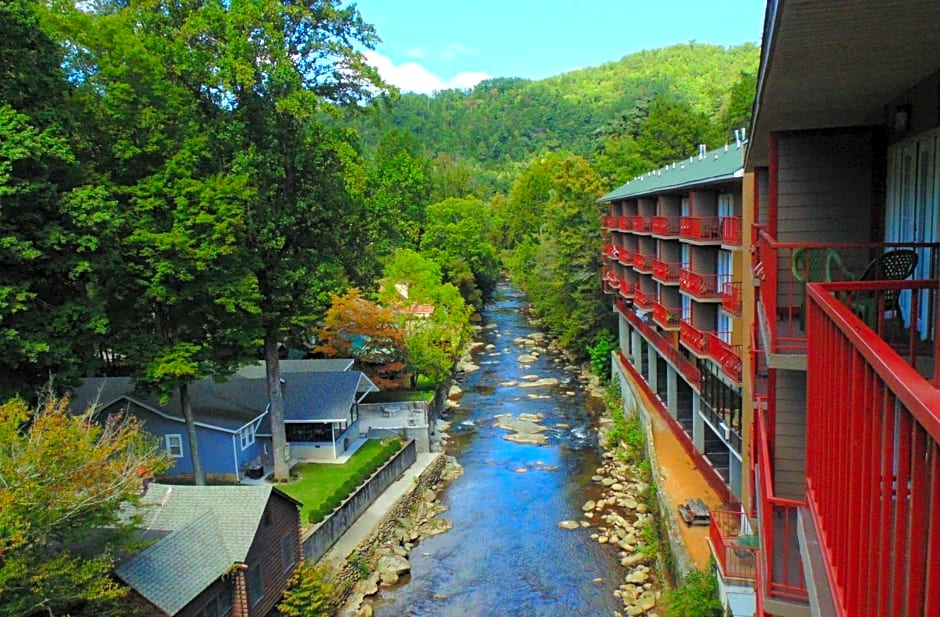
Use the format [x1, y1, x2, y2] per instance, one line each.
[72, 367, 377, 482]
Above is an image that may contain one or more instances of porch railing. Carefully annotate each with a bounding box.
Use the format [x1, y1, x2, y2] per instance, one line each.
[618, 279, 634, 300]
[680, 269, 724, 300]
[721, 216, 742, 247]
[652, 301, 681, 330]
[754, 402, 809, 603]
[618, 246, 635, 266]
[706, 332, 742, 382]
[633, 251, 653, 273]
[632, 215, 651, 234]
[709, 509, 758, 582]
[680, 216, 721, 243]
[752, 227, 938, 355]
[633, 287, 653, 310]
[680, 319, 709, 355]
[805, 280, 940, 616]
[617, 299, 699, 387]
[652, 259, 681, 284]
[721, 280, 742, 315]
[651, 215, 680, 237]
[601, 214, 615, 229]
[601, 269, 619, 295]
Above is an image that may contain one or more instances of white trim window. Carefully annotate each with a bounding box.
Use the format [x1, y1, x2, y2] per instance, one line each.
[239, 424, 256, 450]
[165, 434, 184, 458]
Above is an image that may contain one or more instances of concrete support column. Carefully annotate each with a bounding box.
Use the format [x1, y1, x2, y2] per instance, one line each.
[631, 330, 643, 368]
[692, 392, 705, 452]
[647, 347, 658, 393]
[666, 365, 678, 419]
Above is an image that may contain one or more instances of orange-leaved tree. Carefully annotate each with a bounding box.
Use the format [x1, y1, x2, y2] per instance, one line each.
[315, 288, 408, 390]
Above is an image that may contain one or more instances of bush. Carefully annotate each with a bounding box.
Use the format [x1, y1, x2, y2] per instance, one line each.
[587, 331, 618, 380]
[278, 562, 343, 617]
[662, 566, 723, 617]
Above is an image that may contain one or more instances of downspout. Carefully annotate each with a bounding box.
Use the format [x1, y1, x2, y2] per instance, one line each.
[232, 433, 240, 482]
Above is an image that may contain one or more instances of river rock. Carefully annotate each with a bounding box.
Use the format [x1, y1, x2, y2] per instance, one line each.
[582, 500, 596, 512]
[625, 569, 649, 585]
[558, 520, 580, 530]
[517, 353, 538, 364]
[638, 590, 656, 611]
[519, 377, 560, 388]
[448, 384, 463, 398]
[494, 416, 547, 434]
[503, 432, 548, 445]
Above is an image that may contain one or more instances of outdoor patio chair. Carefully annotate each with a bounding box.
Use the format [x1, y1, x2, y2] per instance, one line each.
[853, 249, 918, 330]
[791, 247, 854, 330]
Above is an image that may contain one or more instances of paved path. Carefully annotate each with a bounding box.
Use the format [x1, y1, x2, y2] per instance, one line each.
[322, 452, 442, 563]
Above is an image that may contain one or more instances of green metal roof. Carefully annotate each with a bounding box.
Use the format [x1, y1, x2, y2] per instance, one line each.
[599, 143, 745, 202]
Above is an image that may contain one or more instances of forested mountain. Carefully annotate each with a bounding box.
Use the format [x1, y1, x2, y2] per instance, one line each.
[353, 43, 759, 171]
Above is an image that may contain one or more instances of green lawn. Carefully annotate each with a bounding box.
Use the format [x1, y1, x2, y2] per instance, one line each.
[278, 439, 391, 523]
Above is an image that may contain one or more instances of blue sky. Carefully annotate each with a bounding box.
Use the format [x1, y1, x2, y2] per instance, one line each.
[354, 1, 767, 94]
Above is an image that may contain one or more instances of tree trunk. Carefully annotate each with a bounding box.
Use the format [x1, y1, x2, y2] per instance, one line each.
[179, 382, 205, 485]
[264, 331, 290, 481]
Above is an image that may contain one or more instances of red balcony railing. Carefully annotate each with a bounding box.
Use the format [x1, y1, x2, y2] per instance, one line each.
[601, 243, 617, 260]
[752, 227, 939, 355]
[633, 287, 653, 310]
[633, 252, 653, 273]
[679, 319, 709, 355]
[805, 280, 940, 616]
[652, 302, 681, 330]
[651, 215, 680, 237]
[616, 246, 634, 266]
[680, 216, 721, 243]
[720, 216, 742, 247]
[601, 269, 620, 295]
[652, 259, 681, 284]
[618, 279, 634, 299]
[709, 509, 757, 582]
[617, 216, 632, 232]
[753, 402, 809, 604]
[679, 268, 722, 300]
[721, 280, 742, 315]
[601, 214, 615, 229]
[616, 299, 699, 387]
[706, 331, 742, 382]
[632, 215, 651, 234]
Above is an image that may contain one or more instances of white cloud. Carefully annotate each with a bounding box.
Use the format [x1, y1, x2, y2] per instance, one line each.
[365, 51, 491, 95]
[404, 47, 425, 59]
[440, 42, 478, 60]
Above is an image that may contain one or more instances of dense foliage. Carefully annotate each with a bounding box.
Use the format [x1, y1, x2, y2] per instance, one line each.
[0, 396, 169, 616]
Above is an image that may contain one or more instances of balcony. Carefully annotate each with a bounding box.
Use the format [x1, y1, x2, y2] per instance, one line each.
[651, 215, 680, 238]
[617, 216, 632, 232]
[706, 332, 742, 382]
[618, 279, 634, 300]
[721, 280, 742, 315]
[803, 281, 940, 616]
[632, 251, 653, 273]
[601, 215, 615, 230]
[753, 402, 809, 608]
[720, 216, 742, 247]
[679, 269, 723, 301]
[601, 243, 617, 261]
[633, 287, 653, 311]
[652, 259, 681, 285]
[617, 246, 635, 267]
[616, 299, 699, 387]
[679, 319, 709, 356]
[632, 215, 651, 234]
[751, 227, 939, 360]
[709, 509, 757, 583]
[601, 269, 619, 295]
[652, 301, 681, 331]
[680, 216, 721, 244]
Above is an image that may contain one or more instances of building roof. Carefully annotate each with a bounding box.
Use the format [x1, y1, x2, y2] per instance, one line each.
[599, 143, 745, 202]
[234, 358, 355, 379]
[278, 371, 377, 423]
[748, 0, 940, 168]
[115, 484, 299, 615]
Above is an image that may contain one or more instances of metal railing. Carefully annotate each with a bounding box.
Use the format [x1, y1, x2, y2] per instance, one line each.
[721, 280, 742, 315]
[652, 259, 681, 284]
[706, 332, 742, 382]
[680, 216, 721, 242]
[680, 319, 709, 355]
[680, 269, 724, 300]
[710, 509, 758, 581]
[721, 216, 742, 247]
[632, 215, 651, 234]
[805, 280, 940, 616]
[652, 301, 681, 330]
[651, 215, 680, 237]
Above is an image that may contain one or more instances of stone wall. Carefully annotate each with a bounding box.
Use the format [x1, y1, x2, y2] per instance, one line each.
[301, 440, 418, 562]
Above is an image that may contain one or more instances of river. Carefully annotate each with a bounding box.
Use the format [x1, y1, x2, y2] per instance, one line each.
[373, 284, 624, 616]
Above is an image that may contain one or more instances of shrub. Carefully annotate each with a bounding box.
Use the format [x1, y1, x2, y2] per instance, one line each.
[587, 331, 618, 380]
[662, 566, 723, 617]
[278, 562, 343, 617]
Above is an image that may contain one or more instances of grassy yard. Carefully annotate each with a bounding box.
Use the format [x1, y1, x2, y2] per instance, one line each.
[278, 439, 396, 523]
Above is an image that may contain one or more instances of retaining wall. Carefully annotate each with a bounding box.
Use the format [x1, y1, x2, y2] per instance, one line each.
[302, 439, 418, 562]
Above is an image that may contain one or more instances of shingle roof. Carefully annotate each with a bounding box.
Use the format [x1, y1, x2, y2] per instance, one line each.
[280, 371, 377, 422]
[599, 143, 746, 202]
[116, 484, 292, 615]
[234, 358, 355, 379]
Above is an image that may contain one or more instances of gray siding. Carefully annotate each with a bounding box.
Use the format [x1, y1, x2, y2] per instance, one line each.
[772, 369, 807, 500]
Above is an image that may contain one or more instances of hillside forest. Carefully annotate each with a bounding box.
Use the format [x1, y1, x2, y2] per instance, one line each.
[1, 0, 758, 613]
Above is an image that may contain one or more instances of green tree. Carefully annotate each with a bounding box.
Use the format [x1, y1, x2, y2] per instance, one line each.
[634, 95, 724, 167]
[367, 129, 432, 252]
[720, 70, 758, 135]
[0, 1, 113, 401]
[0, 395, 170, 616]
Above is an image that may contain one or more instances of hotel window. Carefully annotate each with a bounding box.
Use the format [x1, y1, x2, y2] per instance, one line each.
[165, 434, 184, 458]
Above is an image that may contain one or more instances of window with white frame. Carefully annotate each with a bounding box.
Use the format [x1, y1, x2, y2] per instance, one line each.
[239, 424, 256, 450]
[165, 434, 184, 458]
